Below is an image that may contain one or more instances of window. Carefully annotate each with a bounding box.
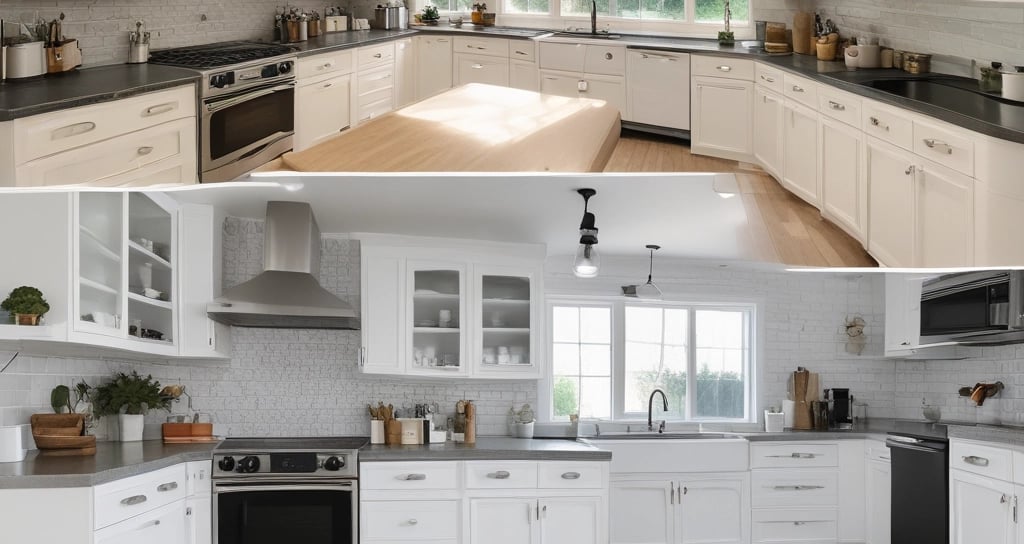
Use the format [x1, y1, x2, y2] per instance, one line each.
[506, 0, 551, 14]
[560, 0, 685, 20]
[428, 0, 474, 14]
[694, 0, 748, 23]
[546, 300, 755, 422]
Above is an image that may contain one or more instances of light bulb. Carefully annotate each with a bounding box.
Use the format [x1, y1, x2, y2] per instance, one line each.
[573, 243, 600, 278]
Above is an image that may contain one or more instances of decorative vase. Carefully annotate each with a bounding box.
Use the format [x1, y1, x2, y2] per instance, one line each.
[471, 11, 483, 24]
[119, 414, 145, 442]
[15, 313, 39, 326]
[718, 31, 735, 46]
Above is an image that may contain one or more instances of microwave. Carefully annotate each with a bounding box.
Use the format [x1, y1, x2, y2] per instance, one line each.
[920, 270, 1024, 345]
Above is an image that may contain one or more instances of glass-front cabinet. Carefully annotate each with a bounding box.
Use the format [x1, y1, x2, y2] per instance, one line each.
[407, 261, 468, 376]
[473, 265, 541, 378]
[75, 192, 126, 338]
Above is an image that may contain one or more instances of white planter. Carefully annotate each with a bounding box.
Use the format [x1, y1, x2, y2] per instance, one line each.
[119, 414, 145, 442]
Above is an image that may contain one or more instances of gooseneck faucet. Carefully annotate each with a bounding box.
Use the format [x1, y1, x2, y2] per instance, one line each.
[591, 0, 597, 35]
[648, 389, 669, 432]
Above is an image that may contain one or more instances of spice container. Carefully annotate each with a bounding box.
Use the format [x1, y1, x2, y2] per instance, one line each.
[903, 52, 931, 74]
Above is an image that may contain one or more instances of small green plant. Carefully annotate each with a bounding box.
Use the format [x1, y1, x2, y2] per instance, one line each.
[50, 385, 72, 414]
[93, 371, 172, 418]
[422, 5, 440, 20]
[1, 286, 50, 317]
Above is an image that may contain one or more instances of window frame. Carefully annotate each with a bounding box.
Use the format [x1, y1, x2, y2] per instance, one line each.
[541, 295, 762, 425]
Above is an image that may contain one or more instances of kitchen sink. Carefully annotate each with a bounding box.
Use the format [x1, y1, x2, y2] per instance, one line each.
[585, 432, 741, 440]
[552, 31, 622, 40]
[857, 77, 1024, 123]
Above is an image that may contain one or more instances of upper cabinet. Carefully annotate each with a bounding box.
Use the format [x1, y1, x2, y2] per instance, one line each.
[360, 236, 544, 379]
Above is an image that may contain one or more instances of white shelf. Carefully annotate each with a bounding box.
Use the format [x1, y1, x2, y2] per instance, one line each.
[413, 327, 461, 333]
[482, 298, 530, 304]
[413, 292, 460, 300]
[79, 225, 121, 263]
[482, 327, 530, 333]
[128, 292, 173, 310]
[128, 240, 172, 268]
[0, 323, 60, 340]
[80, 277, 118, 296]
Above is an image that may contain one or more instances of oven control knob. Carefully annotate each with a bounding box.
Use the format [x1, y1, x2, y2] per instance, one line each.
[239, 456, 261, 473]
[218, 456, 235, 471]
[278, 61, 292, 74]
[210, 74, 229, 88]
[323, 456, 344, 471]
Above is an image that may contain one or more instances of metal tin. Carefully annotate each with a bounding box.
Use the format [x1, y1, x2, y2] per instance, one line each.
[903, 52, 931, 74]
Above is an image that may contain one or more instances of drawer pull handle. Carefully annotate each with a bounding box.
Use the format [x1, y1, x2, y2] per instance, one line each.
[561, 472, 581, 480]
[400, 473, 427, 481]
[905, 165, 916, 175]
[144, 103, 176, 116]
[963, 455, 990, 467]
[515, 50, 528, 55]
[923, 138, 953, 154]
[880, 456, 890, 460]
[121, 494, 148, 506]
[406, 518, 418, 526]
[438, 39, 449, 43]
[374, 53, 383, 58]
[137, 146, 154, 156]
[157, 481, 178, 492]
[792, 85, 805, 93]
[471, 63, 484, 69]
[641, 53, 676, 61]
[760, 75, 775, 83]
[323, 82, 334, 88]
[793, 521, 807, 526]
[869, 116, 890, 131]
[488, 470, 511, 479]
[767, 453, 818, 459]
[321, 62, 334, 69]
[468, 45, 485, 50]
[1001, 494, 1009, 504]
[771, 484, 825, 491]
[828, 100, 845, 111]
[716, 65, 732, 72]
[52, 121, 96, 140]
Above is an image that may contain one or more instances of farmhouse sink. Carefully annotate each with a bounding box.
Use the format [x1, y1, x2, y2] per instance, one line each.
[552, 31, 622, 40]
[580, 433, 750, 473]
[586, 432, 741, 440]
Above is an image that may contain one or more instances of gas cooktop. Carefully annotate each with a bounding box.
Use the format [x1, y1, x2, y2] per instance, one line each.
[148, 41, 297, 69]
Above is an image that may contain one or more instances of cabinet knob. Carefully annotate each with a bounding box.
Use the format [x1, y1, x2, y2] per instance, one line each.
[137, 146, 154, 156]
[905, 166, 916, 176]
[716, 65, 732, 72]
[487, 470, 511, 479]
[604, 52, 613, 60]
[407, 518, 418, 525]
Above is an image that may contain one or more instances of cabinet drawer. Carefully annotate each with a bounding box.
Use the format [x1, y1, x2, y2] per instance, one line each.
[862, 99, 914, 151]
[17, 117, 196, 187]
[94, 463, 188, 529]
[783, 73, 818, 109]
[358, 42, 396, 69]
[465, 461, 538, 489]
[358, 86, 394, 109]
[361, 500, 459, 541]
[584, 45, 626, 76]
[297, 50, 354, 79]
[751, 443, 838, 468]
[358, 66, 395, 96]
[456, 54, 510, 87]
[14, 84, 195, 164]
[752, 508, 838, 543]
[865, 440, 891, 463]
[361, 462, 459, 490]
[755, 63, 784, 94]
[454, 36, 509, 58]
[691, 55, 754, 81]
[509, 41, 536, 62]
[357, 98, 393, 123]
[537, 462, 604, 489]
[539, 42, 587, 72]
[818, 87, 861, 128]
[951, 440, 1012, 482]
[94, 498, 186, 544]
[751, 469, 838, 507]
[914, 118, 975, 176]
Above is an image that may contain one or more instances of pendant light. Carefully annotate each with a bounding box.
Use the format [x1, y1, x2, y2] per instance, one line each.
[634, 245, 663, 300]
[572, 188, 600, 278]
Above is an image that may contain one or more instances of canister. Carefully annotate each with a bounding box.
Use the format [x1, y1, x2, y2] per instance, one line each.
[1001, 67, 1024, 102]
[5, 41, 45, 79]
[0, 425, 26, 463]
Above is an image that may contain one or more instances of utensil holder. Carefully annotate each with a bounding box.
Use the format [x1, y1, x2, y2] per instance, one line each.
[385, 419, 402, 445]
[370, 420, 385, 444]
[128, 42, 149, 64]
[308, 20, 321, 37]
[286, 21, 301, 42]
[514, 421, 534, 439]
[764, 411, 785, 433]
[816, 42, 837, 62]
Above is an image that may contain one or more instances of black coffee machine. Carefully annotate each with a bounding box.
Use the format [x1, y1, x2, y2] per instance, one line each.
[829, 388, 853, 429]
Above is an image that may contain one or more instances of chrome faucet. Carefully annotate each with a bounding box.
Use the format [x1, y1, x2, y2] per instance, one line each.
[648, 389, 669, 432]
[591, 0, 597, 35]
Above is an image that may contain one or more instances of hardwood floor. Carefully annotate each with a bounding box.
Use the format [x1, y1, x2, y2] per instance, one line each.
[605, 130, 878, 268]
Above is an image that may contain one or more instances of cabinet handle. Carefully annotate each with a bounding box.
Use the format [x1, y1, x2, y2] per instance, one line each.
[923, 138, 953, 155]
[1002, 494, 1010, 504]
[487, 470, 511, 479]
[641, 53, 676, 61]
[905, 165, 916, 175]
[771, 484, 825, 491]
[322, 82, 334, 88]
[791, 85, 805, 93]
[137, 146, 154, 156]
[1014, 496, 1018, 523]
[561, 472, 581, 480]
[320, 61, 335, 69]
[670, 482, 675, 505]
[438, 39, 449, 43]
[406, 518, 418, 526]
[373, 53, 383, 58]
[828, 100, 845, 111]
[604, 52, 613, 60]
[767, 453, 818, 459]
[139, 519, 161, 529]
[543, 76, 558, 80]
[869, 116, 890, 131]
[52, 121, 96, 140]
[359, 347, 366, 366]
[144, 103, 176, 116]
[514, 50, 528, 55]
[760, 74, 775, 83]
[365, 73, 392, 82]
[157, 481, 178, 492]
[468, 45, 485, 50]
[400, 473, 427, 480]
[793, 521, 807, 526]
[527, 503, 533, 524]
[542, 504, 547, 518]
[963, 455, 990, 467]
[120, 494, 147, 506]
[716, 65, 732, 72]
[471, 63, 484, 69]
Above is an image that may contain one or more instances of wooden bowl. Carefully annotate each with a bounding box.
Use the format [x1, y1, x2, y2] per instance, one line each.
[33, 434, 95, 450]
[35, 426, 83, 437]
[30, 413, 84, 434]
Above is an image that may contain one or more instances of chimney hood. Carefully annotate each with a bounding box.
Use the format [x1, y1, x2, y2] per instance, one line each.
[207, 201, 360, 330]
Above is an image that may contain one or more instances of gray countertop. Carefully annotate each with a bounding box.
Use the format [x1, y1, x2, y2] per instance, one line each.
[948, 424, 1024, 449]
[0, 441, 219, 489]
[360, 437, 612, 462]
[289, 29, 419, 56]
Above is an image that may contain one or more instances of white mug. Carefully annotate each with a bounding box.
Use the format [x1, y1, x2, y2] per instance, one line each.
[439, 309, 452, 326]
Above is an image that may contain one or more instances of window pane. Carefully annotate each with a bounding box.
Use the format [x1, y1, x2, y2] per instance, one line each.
[553, 376, 580, 418]
[664, 308, 687, 345]
[561, 0, 612, 17]
[695, 0, 748, 23]
[505, 0, 550, 14]
[625, 306, 662, 343]
[550, 304, 611, 421]
[552, 343, 580, 375]
[694, 309, 748, 419]
[581, 344, 611, 376]
[624, 307, 687, 417]
[580, 377, 611, 418]
[552, 306, 579, 343]
[580, 307, 611, 343]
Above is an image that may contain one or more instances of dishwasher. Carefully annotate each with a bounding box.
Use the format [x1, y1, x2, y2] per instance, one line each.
[886, 432, 949, 544]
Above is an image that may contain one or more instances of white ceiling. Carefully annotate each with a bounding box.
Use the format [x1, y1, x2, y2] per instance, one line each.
[166, 173, 759, 261]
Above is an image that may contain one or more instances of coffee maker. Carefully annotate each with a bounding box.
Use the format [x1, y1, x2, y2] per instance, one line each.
[830, 388, 853, 429]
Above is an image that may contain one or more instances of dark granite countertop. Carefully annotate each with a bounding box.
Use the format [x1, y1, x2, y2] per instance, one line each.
[0, 64, 199, 122]
[409, 24, 550, 40]
[0, 440, 219, 489]
[739, 418, 946, 441]
[360, 437, 611, 462]
[288, 29, 419, 56]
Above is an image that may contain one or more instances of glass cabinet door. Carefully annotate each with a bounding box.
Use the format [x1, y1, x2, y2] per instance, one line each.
[125, 193, 175, 346]
[75, 193, 126, 337]
[408, 262, 466, 374]
[475, 267, 537, 376]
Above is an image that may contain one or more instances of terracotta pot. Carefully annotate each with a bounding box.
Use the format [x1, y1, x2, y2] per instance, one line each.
[15, 313, 39, 326]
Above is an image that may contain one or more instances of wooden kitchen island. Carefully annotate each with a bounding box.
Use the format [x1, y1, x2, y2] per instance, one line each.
[264, 83, 621, 173]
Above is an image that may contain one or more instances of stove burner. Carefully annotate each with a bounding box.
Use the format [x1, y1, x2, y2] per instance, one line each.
[149, 41, 296, 69]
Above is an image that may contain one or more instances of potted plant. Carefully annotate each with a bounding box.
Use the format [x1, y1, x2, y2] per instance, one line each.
[29, 384, 86, 436]
[421, 5, 440, 24]
[1, 286, 50, 326]
[93, 371, 172, 442]
[718, 0, 735, 45]
[471, 3, 487, 24]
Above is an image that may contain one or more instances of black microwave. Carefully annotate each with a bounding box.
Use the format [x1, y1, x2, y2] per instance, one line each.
[920, 271, 1024, 345]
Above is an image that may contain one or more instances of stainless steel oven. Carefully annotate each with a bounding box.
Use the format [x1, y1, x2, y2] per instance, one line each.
[202, 80, 295, 182]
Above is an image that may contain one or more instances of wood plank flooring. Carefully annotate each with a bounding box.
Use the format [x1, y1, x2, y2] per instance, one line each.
[605, 130, 877, 268]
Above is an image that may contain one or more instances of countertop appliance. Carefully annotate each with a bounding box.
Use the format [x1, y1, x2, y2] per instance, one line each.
[213, 437, 366, 544]
[5, 40, 46, 79]
[920, 270, 1024, 346]
[149, 41, 297, 182]
[886, 427, 949, 544]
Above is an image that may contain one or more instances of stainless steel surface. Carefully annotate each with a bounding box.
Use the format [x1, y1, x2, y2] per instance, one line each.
[585, 432, 740, 440]
[213, 477, 357, 544]
[207, 202, 360, 329]
[553, 31, 621, 40]
[5, 41, 45, 79]
[647, 389, 669, 432]
[920, 270, 1024, 345]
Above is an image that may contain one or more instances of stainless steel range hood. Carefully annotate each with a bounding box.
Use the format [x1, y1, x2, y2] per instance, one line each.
[207, 201, 360, 329]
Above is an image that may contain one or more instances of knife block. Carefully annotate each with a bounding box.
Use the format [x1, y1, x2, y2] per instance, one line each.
[46, 40, 82, 73]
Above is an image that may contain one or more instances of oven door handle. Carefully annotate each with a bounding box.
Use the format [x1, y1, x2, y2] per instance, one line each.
[206, 83, 295, 114]
[215, 483, 354, 494]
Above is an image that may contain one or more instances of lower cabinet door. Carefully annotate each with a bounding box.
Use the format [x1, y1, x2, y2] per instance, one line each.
[865, 460, 891, 544]
[295, 73, 352, 152]
[581, 74, 626, 117]
[950, 470, 1014, 544]
[539, 497, 601, 544]
[539, 70, 583, 98]
[186, 495, 212, 544]
[820, 115, 865, 242]
[690, 76, 753, 162]
[916, 158, 974, 267]
[782, 100, 820, 208]
[677, 475, 749, 544]
[866, 138, 916, 267]
[95, 499, 187, 544]
[510, 59, 539, 92]
[753, 86, 783, 179]
[610, 479, 674, 544]
[469, 497, 536, 544]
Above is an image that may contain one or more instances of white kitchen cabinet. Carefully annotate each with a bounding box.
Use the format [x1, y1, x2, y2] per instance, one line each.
[691, 76, 754, 163]
[951, 469, 1016, 544]
[177, 204, 231, 359]
[820, 114, 866, 242]
[186, 495, 212, 544]
[916, 159, 974, 267]
[882, 273, 959, 359]
[866, 137, 916, 268]
[510, 59, 540, 92]
[473, 264, 543, 378]
[407, 260, 469, 377]
[294, 72, 352, 152]
[538, 41, 625, 116]
[95, 499, 187, 544]
[677, 474, 748, 544]
[353, 42, 396, 126]
[539, 497, 602, 544]
[610, 479, 675, 544]
[865, 460, 891, 544]
[753, 86, 783, 180]
[625, 49, 690, 130]
[360, 244, 405, 375]
[416, 35, 453, 100]
[782, 100, 820, 208]
[456, 54, 510, 87]
[470, 498, 536, 544]
[394, 37, 416, 108]
[580, 73, 626, 114]
[539, 69, 582, 97]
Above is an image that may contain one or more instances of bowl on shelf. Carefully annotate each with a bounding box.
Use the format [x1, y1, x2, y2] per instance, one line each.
[922, 405, 941, 422]
[415, 319, 438, 328]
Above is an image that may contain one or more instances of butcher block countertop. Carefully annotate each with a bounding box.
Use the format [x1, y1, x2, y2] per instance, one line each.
[270, 83, 621, 173]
